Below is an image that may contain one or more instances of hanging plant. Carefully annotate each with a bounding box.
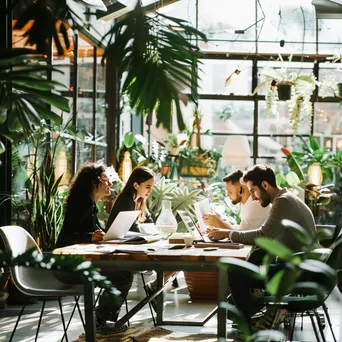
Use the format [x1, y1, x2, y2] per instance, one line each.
[102, 3, 207, 132]
[253, 55, 318, 131]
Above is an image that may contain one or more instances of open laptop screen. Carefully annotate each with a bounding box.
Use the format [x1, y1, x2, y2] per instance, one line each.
[104, 210, 141, 240]
[177, 210, 211, 242]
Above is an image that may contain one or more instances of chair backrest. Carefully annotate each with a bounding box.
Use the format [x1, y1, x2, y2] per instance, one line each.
[0, 226, 44, 296]
[0, 225, 41, 257]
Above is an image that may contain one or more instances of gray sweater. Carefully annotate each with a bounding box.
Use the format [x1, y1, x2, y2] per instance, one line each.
[230, 188, 316, 252]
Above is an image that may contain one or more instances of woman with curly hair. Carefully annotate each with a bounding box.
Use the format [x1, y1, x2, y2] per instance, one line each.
[56, 162, 133, 334]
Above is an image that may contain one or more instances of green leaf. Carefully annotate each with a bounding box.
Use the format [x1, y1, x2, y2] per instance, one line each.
[0, 140, 5, 154]
[266, 266, 298, 297]
[309, 135, 320, 151]
[285, 171, 301, 187]
[217, 257, 263, 280]
[219, 302, 251, 337]
[256, 238, 294, 261]
[123, 132, 135, 148]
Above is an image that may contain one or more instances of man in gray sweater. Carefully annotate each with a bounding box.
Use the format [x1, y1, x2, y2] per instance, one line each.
[210, 164, 316, 334]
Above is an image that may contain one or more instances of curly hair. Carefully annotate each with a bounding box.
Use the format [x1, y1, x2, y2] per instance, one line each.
[65, 162, 106, 208]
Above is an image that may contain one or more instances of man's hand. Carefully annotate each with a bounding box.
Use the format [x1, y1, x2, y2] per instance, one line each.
[92, 229, 105, 242]
[203, 213, 231, 229]
[206, 227, 231, 241]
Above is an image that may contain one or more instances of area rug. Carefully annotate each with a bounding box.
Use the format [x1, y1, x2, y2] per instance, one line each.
[73, 327, 217, 342]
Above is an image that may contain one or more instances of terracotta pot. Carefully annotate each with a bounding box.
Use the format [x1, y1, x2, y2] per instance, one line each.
[184, 271, 225, 300]
[160, 163, 172, 177]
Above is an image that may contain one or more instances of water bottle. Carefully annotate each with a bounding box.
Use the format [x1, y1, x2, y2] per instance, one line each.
[155, 200, 177, 236]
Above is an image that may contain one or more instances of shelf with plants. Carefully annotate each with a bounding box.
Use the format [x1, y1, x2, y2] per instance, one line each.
[176, 107, 221, 178]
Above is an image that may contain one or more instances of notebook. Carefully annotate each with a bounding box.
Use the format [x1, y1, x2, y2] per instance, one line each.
[104, 210, 141, 240]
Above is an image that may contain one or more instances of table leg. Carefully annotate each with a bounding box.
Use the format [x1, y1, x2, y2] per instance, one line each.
[83, 281, 96, 342]
[217, 267, 228, 340]
[156, 270, 164, 325]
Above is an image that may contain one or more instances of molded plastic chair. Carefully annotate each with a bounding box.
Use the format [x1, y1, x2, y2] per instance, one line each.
[0, 225, 84, 342]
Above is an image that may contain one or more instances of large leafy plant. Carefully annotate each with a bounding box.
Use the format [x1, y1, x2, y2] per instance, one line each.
[147, 177, 203, 222]
[0, 51, 69, 153]
[103, 3, 207, 131]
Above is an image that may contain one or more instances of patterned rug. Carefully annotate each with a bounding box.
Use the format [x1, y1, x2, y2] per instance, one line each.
[72, 327, 217, 342]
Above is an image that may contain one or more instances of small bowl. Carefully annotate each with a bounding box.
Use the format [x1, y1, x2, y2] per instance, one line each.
[139, 223, 157, 235]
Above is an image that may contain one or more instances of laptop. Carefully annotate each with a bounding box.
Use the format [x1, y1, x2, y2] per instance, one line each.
[177, 210, 211, 242]
[104, 210, 141, 240]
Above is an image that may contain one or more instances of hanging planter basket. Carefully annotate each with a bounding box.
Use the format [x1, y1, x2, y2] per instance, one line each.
[277, 84, 292, 101]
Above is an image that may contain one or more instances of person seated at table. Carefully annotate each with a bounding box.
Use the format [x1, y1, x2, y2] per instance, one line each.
[212, 165, 316, 338]
[106, 166, 175, 309]
[203, 169, 271, 236]
[56, 162, 133, 335]
[106, 166, 155, 232]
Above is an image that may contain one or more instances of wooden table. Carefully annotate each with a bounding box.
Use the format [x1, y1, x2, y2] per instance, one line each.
[53, 242, 252, 342]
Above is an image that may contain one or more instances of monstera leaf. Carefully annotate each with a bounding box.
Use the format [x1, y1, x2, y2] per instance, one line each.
[0, 51, 68, 144]
[103, 3, 207, 131]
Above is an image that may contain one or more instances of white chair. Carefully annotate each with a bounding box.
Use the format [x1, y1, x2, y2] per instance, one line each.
[0, 225, 84, 342]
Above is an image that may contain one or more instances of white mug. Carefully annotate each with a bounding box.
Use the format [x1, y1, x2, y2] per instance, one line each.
[183, 234, 194, 247]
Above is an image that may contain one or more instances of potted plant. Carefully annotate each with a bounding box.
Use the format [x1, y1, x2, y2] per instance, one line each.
[253, 55, 318, 130]
[177, 107, 221, 177]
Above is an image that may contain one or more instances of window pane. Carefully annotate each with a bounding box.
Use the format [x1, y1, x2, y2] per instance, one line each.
[258, 0, 316, 54]
[318, 63, 342, 97]
[78, 98, 93, 134]
[78, 37, 94, 92]
[318, 19, 342, 54]
[198, 59, 253, 95]
[198, 0, 256, 53]
[179, 100, 255, 134]
[76, 142, 92, 170]
[96, 50, 107, 162]
[258, 101, 311, 135]
[257, 135, 307, 158]
[314, 103, 342, 135]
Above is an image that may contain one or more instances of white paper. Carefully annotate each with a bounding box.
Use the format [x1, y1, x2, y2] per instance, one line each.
[194, 198, 211, 232]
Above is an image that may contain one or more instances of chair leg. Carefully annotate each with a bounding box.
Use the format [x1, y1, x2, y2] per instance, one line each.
[314, 309, 326, 342]
[94, 288, 103, 308]
[75, 296, 86, 330]
[35, 300, 46, 342]
[124, 298, 130, 326]
[9, 299, 30, 342]
[61, 296, 85, 342]
[140, 273, 156, 327]
[322, 303, 337, 342]
[289, 313, 297, 342]
[58, 298, 69, 342]
[308, 310, 321, 342]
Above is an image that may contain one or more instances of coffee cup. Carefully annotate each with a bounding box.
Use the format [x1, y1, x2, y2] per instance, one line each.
[183, 234, 194, 247]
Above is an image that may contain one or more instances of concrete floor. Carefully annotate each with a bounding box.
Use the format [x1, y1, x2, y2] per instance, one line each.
[0, 272, 341, 342]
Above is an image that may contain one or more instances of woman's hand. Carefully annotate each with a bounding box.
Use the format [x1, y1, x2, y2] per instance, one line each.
[206, 227, 231, 241]
[91, 229, 105, 242]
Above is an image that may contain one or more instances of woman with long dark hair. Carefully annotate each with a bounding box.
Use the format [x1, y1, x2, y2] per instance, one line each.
[56, 162, 133, 334]
[106, 166, 155, 231]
